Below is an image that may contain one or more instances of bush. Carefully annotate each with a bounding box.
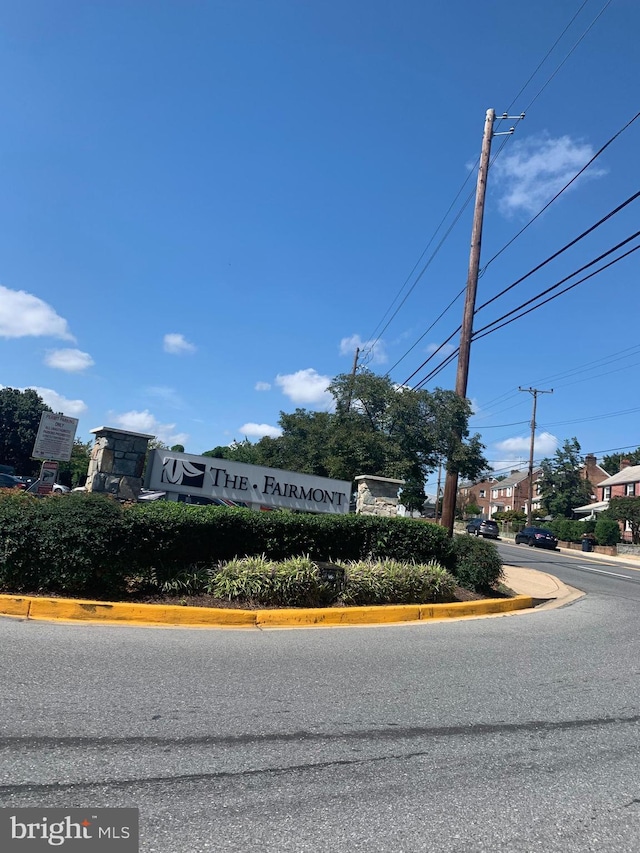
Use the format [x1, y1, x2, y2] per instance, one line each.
[549, 518, 594, 543]
[594, 517, 621, 546]
[0, 491, 130, 594]
[340, 558, 456, 605]
[450, 535, 503, 592]
[209, 555, 336, 607]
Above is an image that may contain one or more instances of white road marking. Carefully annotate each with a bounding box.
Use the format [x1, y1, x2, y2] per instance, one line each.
[577, 565, 633, 579]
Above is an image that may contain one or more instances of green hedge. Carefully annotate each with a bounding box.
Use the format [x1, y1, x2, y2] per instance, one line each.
[0, 492, 497, 597]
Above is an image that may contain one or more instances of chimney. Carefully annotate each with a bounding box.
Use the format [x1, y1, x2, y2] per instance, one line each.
[620, 459, 631, 471]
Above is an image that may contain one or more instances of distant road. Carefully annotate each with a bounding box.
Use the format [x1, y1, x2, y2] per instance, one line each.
[497, 538, 640, 601]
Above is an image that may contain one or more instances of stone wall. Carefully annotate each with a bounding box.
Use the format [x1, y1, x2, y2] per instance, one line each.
[355, 475, 404, 517]
[85, 426, 154, 501]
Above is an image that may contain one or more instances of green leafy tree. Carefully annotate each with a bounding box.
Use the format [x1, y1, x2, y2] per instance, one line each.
[605, 496, 640, 544]
[399, 478, 427, 513]
[0, 388, 51, 475]
[57, 438, 92, 487]
[170, 444, 185, 453]
[601, 448, 640, 476]
[538, 437, 593, 518]
[198, 370, 488, 499]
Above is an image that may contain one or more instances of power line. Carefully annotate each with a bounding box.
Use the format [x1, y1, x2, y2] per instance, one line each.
[476, 189, 640, 314]
[473, 240, 640, 342]
[407, 228, 640, 389]
[362, 1, 603, 366]
[479, 108, 640, 277]
[473, 229, 640, 339]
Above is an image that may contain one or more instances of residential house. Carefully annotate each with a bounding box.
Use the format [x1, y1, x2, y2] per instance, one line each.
[459, 469, 542, 519]
[574, 458, 640, 541]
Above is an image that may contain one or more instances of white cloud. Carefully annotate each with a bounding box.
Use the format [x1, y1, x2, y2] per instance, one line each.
[275, 368, 333, 407]
[44, 348, 94, 372]
[426, 341, 456, 357]
[255, 381, 271, 392]
[163, 333, 196, 355]
[492, 431, 558, 471]
[145, 386, 184, 408]
[339, 334, 388, 366]
[238, 422, 282, 439]
[0, 285, 75, 341]
[28, 386, 87, 417]
[109, 408, 188, 446]
[493, 134, 606, 216]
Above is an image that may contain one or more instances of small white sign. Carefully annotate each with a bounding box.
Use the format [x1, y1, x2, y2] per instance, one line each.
[32, 412, 78, 462]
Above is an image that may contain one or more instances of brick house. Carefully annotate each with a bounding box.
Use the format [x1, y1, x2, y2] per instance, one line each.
[574, 458, 640, 541]
[459, 469, 542, 519]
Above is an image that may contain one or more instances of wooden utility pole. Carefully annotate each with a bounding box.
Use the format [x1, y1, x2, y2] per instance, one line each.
[519, 386, 553, 525]
[440, 108, 496, 535]
[346, 347, 360, 412]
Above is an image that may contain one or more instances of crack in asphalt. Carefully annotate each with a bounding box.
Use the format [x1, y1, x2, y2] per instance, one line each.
[0, 714, 639, 796]
[0, 713, 638, 751]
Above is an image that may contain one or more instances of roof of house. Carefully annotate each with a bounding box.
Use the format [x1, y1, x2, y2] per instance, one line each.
[573, 500, 610, 515]
[596, 464, 640, 487]
[489, 468, 541, 489]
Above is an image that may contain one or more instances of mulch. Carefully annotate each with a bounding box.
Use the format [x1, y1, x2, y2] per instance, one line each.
[3, 584, 498, 609]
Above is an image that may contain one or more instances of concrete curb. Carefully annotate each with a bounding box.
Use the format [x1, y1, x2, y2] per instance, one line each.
[0, 592, 536, 630]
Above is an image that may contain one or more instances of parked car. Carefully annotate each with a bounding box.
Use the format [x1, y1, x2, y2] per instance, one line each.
[0, 472, 26, 489]
[515, 526, 558, 549]
[465, 518, 500, 539]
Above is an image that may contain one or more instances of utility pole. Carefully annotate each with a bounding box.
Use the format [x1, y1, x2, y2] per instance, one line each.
[519, 387, 553, 525]
[440, 108, 496, 535]
[346, 347, 360, 412]
[434, 458, 443, 524]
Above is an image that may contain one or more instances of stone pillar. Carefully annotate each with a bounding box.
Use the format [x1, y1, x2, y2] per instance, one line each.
[85, 427, 155, 501]
[354, 475, 404, 517]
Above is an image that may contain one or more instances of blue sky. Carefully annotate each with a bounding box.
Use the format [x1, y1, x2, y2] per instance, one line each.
[1, 0, 638, 487]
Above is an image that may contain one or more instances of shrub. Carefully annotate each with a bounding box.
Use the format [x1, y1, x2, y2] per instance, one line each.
[594, 517, 621, 546]
[549, 518, 594, 543]
[209, 555, 336, 607]
[0, 491, 130, 594]
[340, 558, 456, 606]
[450, 535, 503, 592]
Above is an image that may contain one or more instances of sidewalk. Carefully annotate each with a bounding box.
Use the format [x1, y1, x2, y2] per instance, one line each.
[502, 564, 584, 610]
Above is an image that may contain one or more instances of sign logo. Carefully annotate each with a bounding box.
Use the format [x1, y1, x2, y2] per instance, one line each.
[0, 809, 138, 851]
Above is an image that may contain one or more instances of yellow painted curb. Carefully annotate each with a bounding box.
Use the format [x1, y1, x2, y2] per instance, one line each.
[0, 593, 535, 628]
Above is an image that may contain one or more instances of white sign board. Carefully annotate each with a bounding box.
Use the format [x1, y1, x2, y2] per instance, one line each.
[32, 412, 79, 462]
[145, 450, 352, 514]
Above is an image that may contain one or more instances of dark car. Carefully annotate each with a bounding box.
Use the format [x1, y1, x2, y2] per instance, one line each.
[0, 473, 25, 489]
[515, 526, 558, 549]
[465, 518, 500, 539]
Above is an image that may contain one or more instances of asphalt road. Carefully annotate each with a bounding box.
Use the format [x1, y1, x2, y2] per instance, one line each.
[497, 537, 640, 601]
[1, 547, 639, 851]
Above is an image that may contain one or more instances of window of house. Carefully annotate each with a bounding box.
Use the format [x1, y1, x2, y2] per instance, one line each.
[491, 489, 498, 498]
[626, 483, 636, 496]
[604, 486, 611, 499]
[479, 489, 486, 498]
[506, 487, 512, 497]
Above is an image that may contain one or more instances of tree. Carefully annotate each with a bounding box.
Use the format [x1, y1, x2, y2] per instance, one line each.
[198, 370, 488, 496]
[57, 438, 92, 487]
[170, 444, 185, 453]
[601, 448, 640, 476]
[538, 437, 593, 518]
[605, 496, 640, 544]
[399, 478, 427, 513]
[0, 388, 52, 475]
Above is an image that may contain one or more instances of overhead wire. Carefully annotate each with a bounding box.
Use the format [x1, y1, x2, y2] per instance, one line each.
[478, 108, 640, 277]
[406, 190, 640, 387]
[473, 240, 640, 342]
[380, 0, 612, 376]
